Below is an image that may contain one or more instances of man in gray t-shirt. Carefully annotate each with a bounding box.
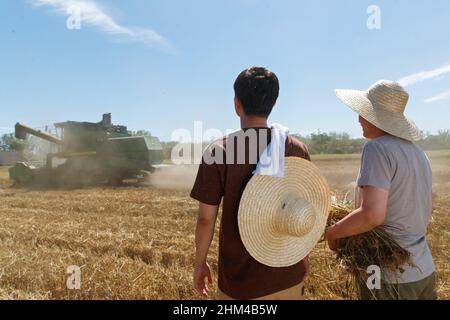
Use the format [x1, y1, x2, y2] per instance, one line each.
[327, 80, 436, 300]
[356, 135, 435, 284]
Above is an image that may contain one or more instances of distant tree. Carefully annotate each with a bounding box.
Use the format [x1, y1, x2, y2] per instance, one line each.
[417, 130, 450, 150]
[293, 130, 450, 155]
[160, 141, 178, 161]
[154, 130, 450, 159]
[294, 132, 366, 155]
[128, 130, 152, 137]
[0, 133, 26, 152]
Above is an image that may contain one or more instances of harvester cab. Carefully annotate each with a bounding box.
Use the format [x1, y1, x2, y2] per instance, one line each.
[9, 113, 163, 186]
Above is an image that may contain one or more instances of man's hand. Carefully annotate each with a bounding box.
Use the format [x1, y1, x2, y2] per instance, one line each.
[325, 187, 388, 248]
[193, 203, 219, 299]
[193, 262, 213, 298]
[325, 227, 339, 251]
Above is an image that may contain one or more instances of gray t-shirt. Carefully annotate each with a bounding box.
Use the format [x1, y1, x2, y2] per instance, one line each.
[356, 135, 435, 284]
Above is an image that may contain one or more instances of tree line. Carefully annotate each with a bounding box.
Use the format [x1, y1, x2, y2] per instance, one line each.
[160, 131, 450, 159]
[2, 130, 449, 156]
[0, 133, 26, 152]
[294, 130, 450, 154]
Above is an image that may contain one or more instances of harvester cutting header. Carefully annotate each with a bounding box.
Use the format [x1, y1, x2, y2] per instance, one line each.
[10, 113, 163, 186]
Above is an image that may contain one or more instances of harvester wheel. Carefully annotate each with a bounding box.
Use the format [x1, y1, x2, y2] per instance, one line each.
[138, 171, 152, 184]
[109, 177, 123, 186]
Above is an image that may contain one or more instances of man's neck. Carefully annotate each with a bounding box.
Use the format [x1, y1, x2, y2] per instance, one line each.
[240, 116, 269, 129]
[369, 131, 389, 140]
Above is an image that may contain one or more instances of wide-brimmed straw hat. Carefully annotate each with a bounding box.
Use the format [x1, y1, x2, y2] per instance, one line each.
[335, 80, 422, 142]
[238, 157, 331, 267]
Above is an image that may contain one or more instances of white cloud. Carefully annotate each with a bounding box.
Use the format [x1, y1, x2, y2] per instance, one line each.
[425, 90, 450, 104]
[398, 64, 450, 87]
[29, 0, 170, 48]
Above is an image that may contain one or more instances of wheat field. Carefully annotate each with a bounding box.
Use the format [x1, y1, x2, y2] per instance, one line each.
[0, 150, 448, 300]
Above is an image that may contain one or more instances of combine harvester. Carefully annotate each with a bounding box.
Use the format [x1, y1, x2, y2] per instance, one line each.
[9, 113, 163, 186]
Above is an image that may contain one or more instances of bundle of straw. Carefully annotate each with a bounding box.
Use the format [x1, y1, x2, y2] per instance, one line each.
[328, 204, 413, 276]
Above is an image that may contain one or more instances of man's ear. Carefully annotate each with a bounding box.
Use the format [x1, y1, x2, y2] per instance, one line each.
[234, 97, 243, 117]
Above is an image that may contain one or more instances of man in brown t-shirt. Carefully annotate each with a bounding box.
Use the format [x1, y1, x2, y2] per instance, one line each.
[190, 67, 311, 300]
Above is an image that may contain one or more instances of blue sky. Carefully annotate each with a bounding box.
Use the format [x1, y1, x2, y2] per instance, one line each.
[0, 0, 449, 141]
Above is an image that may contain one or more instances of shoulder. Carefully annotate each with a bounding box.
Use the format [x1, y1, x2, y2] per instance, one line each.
[363, 139, 382, 152]
[288, 135, 308, 150]
[361, 139, 388, 164]
[203, 136, 227, 158]
[363, 136, 391, 152]
[361, 136, 396, 169]
[363, 135, 407, 155]
[286, 135, 310, 160]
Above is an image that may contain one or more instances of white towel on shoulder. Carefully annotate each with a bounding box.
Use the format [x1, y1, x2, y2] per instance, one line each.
[253, 123, 289, 178]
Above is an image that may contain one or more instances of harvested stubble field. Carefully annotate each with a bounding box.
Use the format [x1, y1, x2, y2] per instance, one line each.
[0, 150, 448, 300]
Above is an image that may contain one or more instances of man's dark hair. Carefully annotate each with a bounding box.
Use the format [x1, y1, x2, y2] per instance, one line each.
[233, 67, 280, 118]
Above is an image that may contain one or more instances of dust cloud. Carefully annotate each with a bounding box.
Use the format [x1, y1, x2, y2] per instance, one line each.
[148, 165, 199, 190]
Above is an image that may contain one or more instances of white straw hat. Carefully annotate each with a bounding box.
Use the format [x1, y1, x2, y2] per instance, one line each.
[335, 80, 422, 142]
[238, 157, 331, 267]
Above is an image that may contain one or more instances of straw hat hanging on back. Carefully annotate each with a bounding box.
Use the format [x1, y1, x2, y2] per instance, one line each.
[238, 157, 331, 268]
[335, 80, 422, 142]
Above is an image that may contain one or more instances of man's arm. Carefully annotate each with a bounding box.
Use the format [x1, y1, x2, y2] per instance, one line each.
[193, 202, 219, 297]
[326, 186, 388, 250]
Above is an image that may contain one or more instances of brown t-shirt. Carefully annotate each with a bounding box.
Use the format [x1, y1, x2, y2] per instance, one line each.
[190, 128, 311, 299]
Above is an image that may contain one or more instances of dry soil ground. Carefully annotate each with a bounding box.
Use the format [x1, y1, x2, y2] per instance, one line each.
[0, 151, 448, 299]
